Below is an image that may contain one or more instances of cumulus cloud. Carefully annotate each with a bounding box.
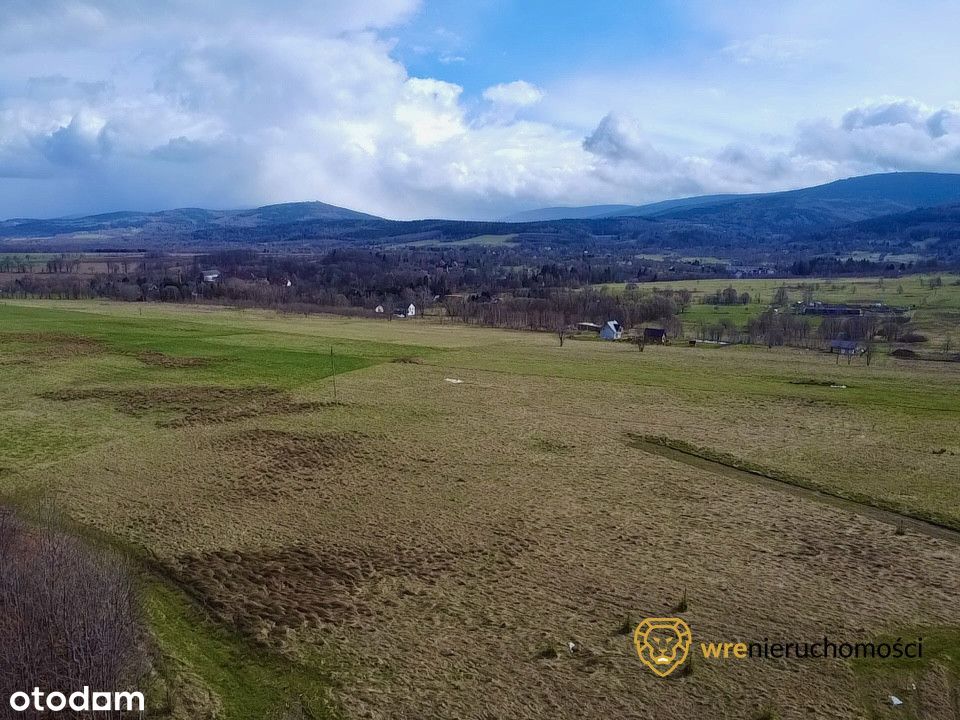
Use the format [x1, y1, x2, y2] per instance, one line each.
[0, 1, 959, 219]
[580, 100, 960, 202]
[796, 99, 960, 171]
[0, 3, 580, 219]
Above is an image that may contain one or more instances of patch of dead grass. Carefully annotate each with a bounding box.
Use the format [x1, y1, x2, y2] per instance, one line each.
[205, 429, 388, 499]
[41, 385, 327, 427]
[170, 543, 457, 646]
[0, 331, 104, 359]
[134, 350, 217, 368]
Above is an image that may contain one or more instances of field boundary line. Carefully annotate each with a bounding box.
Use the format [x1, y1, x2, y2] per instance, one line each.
[629, 434, 960, 544]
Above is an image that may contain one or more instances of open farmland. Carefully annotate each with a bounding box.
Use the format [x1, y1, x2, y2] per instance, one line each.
[1, 299, 959, 719]
[601, 274, 960, 346]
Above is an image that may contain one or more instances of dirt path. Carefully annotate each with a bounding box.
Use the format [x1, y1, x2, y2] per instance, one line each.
[631, 437, 960, 546]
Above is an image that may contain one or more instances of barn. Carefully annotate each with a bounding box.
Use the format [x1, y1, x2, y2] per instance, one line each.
[644, 327, 667, 344]
[600, 321, 622, 340]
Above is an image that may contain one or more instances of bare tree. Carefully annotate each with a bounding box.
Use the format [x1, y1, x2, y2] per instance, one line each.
[0, 509, 146, 719]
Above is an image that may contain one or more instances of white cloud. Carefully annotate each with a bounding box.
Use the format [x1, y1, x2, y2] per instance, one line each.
[796, 99, 960, 172]
[0, 1, 959, 219]
[579, 100, 960, 204]
[482, 81, 544, 108]
[721, 35, 818, 67]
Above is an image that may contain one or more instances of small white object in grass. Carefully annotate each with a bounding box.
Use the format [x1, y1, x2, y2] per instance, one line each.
[444, 378, 464, 384]
[567, 641, 578, 653]
[889, 695, 903, 707]
[830, 384, 847, 389]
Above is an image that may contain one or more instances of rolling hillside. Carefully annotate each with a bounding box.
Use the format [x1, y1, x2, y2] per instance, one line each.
[513, 172, 960, 226]
[0, 201, 376, 239]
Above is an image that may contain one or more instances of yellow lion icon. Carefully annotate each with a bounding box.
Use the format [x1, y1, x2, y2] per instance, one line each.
[633, 617, 692, 677]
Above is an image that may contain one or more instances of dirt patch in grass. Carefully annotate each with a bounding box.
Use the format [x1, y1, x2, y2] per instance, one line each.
[788, 378, 854, 388]
[170, 543, 457, 646]
[135, 350, 217, 368]
[41, 385, 327, 427]
[206, 429, 389, 499]
[0, 331, 104, 359]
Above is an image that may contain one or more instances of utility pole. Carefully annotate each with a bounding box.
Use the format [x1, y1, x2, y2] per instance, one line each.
[330, 346, 338, 403]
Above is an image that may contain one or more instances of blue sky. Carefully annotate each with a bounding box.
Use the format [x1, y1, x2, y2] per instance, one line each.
[1, 0, 959, 219]
[394, 1, 694, 97]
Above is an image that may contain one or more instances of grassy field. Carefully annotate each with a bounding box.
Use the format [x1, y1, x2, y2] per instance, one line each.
[1, 299, 958, 719]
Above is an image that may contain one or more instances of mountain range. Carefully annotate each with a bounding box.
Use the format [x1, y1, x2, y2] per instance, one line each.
[502, 172, 960, 225]
[2, 172, 959, 261]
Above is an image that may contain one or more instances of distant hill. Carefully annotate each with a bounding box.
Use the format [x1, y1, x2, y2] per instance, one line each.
[809, 201, 960, 262]
[600, 193, 750, 218]
[508, 172, 960, 226]
[500, 204, 636, 222]
[638, 173, 960, 236]
[0, 201, 375, 239]
[221, 201, 377, 226]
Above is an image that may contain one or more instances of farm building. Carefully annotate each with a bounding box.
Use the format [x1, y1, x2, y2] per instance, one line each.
[201, 269, 221, 282]
[799, 303, 863, 316]
[374, 305, 384, 313]
[576, 322, 602, 332]
[644, 327, 667, 344]
[600, 320, 623, 340]
[407, 303, 416, 317]
[393, 303, 417, 318]
[830, 339, 866, 356]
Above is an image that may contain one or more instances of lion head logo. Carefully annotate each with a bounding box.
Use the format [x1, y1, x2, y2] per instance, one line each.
[633, 617, 692, 677]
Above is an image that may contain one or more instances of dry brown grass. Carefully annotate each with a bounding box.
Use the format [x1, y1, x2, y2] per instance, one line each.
[203, 429, 389, 500]
[41, 385, 328, 427]
[171, 542, 458, 646]
[135, 350, 216, 368]
[0, 330, 104, 360]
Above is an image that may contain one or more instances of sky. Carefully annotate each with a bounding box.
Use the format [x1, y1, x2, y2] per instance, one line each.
[1, 0, 960, 220]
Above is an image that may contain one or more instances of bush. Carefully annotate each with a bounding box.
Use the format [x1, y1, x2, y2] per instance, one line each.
[900, 331, 928, 343]
[0, 510, 146, 717]
[891, 348, 917, 359]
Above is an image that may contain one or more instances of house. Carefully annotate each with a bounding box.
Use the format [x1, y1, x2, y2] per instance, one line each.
[406, 303, 416, 317]
[576, 322, 602, 332]
[830, 339, 865, 356]
[392, 303, 416, 318]
[644, 327, 667, 344]
[600, 320, 623, 340]
[374, 305, 385, 313]
[201, 269, 220, 283]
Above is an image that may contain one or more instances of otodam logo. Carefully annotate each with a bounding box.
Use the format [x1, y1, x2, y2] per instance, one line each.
[633, 617, 924, 678]
[633, 617, 692, 677]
